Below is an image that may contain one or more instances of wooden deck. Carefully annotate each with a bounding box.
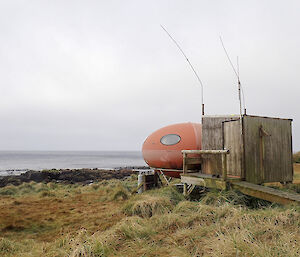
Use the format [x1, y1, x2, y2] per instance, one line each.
[180, 173, 300, 205]
[231, 181, 300, 205]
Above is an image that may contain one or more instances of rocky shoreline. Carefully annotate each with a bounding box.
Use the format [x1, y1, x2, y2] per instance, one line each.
[0, 167, 149, 187]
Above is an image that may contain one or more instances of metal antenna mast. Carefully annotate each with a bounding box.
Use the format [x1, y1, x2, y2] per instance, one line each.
[237, 56, 246, 114]
[219, 36, 246, 116]
[161, 25, 205, 116]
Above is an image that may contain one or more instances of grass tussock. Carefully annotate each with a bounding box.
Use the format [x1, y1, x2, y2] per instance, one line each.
[123, 194, 173, 218]
[0, 167, 300, 256]
[66, 199, 300, 257]
[123, 186, 184, 218]
[111, 184, 129, 201]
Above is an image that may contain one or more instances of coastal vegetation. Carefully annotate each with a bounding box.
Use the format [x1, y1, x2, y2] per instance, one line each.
[294, 151, 300, 163]
[0, 166, 300, 256]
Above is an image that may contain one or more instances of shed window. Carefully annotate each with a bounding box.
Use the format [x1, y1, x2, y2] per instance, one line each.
[160, 134, 181, 146]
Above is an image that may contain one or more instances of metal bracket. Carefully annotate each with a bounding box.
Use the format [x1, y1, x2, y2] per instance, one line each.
[259, 125, 271, 137]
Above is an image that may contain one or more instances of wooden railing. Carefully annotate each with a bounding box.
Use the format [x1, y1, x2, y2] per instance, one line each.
[182, 149, 230, 181]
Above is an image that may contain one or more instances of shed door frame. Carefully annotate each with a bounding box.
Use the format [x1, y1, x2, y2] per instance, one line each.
[222, 119, 244, 179]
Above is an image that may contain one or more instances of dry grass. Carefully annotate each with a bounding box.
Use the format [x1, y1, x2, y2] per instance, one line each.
[293, 151, 300, 163]
[294, 163, 300, 182]
[65, 196, 300, 257]
[0, 180, 128, 244]
[123, 195, 174, 218]
[0, 170, 299, 256]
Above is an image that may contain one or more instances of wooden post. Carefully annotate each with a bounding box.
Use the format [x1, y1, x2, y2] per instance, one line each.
[159, 170, 170, 186]
[222, 153, 227, 181]
[143, 174, 147, 192]
[183, 152, 187, 174]
[183, 152, 187, 196]
[132, 182, 144, 194]
[183, 183, 187, 196]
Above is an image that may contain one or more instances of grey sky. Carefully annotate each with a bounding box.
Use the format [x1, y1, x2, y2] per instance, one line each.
[0, 0, 299, 151]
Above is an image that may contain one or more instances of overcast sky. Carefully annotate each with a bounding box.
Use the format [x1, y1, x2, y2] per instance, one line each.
[0, 0, 299, 151]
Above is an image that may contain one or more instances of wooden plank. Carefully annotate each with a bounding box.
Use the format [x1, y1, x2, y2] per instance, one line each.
[185, 172, 241, 181]
[182, 150, 229, 154]
[131, 182, 144, 194]
[185, 157, 202, 165]
[183, 152, 187, 174]
[231, 181, 300, 205]
[187, 185, 196, 196]
[183, 183, 187, 196]
[181, 174, 227, 190]
[243, 115, 292, 121]
[221, 153, 227, 181]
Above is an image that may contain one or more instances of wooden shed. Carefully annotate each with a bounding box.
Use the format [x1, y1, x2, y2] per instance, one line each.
[201, 115, 293, 184]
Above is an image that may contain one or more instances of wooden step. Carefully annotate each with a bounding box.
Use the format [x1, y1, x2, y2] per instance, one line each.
[181, 173, 228, 190]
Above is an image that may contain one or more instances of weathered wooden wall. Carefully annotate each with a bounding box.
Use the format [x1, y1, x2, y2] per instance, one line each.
[202, 115, 293, 184]
[243, 116, 293, 184]
[223, 119, 243, 178]
[202, 115, 240, 175]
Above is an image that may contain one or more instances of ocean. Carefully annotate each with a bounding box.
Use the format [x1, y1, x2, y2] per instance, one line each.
[0, 151, 146, 176]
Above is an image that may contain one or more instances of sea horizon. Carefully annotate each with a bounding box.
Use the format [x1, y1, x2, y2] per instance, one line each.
[0, 150, 146, 176]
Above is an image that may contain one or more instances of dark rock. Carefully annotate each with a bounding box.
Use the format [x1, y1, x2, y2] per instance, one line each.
[0, 168, 138, 187]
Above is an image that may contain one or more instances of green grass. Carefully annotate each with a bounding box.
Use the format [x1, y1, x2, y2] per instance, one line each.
[0, 174, 300, 256]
